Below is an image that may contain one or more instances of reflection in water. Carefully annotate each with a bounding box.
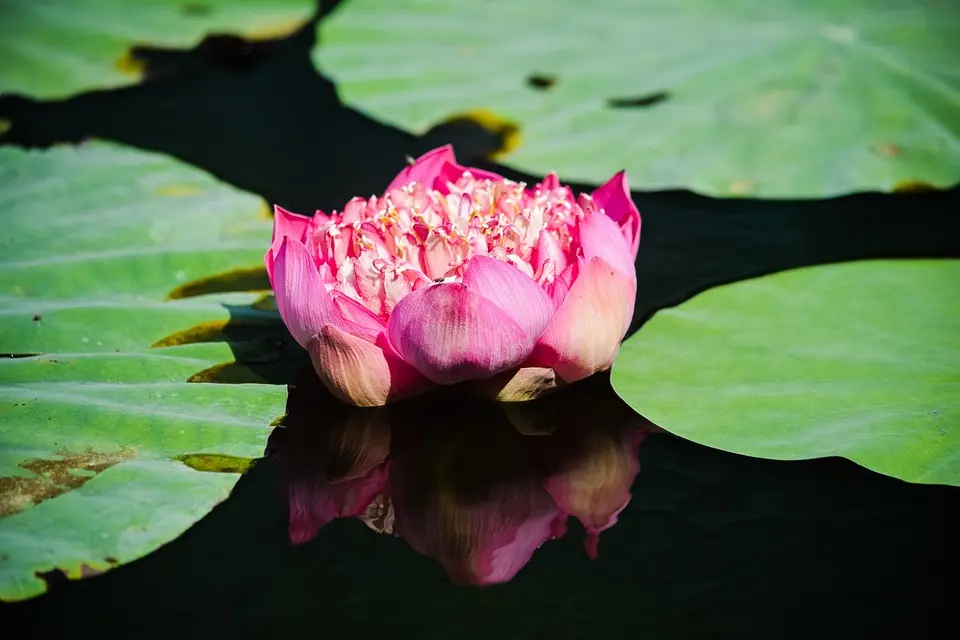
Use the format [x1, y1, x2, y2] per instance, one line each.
[268, 369, 653, 585]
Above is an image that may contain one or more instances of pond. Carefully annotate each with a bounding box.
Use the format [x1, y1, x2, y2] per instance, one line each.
[1, 1, 957, 637]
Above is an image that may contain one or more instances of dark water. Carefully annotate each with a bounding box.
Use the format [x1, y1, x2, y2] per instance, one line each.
[8, 370, 956, 638]
[3, 3, 958, 637]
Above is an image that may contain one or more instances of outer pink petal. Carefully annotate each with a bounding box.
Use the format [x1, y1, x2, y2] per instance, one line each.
[529, 257, 636, 383]
[308, 324, 430, 407]
[386, 282, 533, 385]
[578, 208, 636, 283]
[386, 145, 456, 192]
[333, 293, 386, 343]
[273, 236, 341, 348]
[266, 205, 313, 287]
[462, 256, 554, 341]
[591, 170, 641, 258]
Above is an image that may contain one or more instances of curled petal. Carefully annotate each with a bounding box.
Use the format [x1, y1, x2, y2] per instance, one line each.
[578, 208, 636, 283]
[386, 282, 533, 385]
[591, 171, 641, 258]
[386, 146, 457, 192]
[266, 205, 313, 286]
[532, 228, 568, 276]
[273, 236, 340, 348]
[529, 257, 636, 383]
[463, 255, 554, 341]
[308, 324, 430, 407]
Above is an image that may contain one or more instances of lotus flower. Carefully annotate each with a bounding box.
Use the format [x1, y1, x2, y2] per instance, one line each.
[265, 145, 641, 406]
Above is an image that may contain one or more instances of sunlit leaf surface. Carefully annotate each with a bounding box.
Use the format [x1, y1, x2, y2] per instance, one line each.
[612, 259, 960, 486]
[0, 0, 315, 99]
[0, 142, 289, 601]
[318, 0, 960, 196]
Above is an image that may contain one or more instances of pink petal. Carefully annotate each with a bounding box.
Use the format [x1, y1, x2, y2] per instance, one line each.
[386, 145, 457, 192]
[332, 293, 385, 343]
[547, 262, 577, 308]
[308, 324, 430, 407]
[386, 282, 533, 384]
[266, 205, 313, 286]
[539, 172, 561, 191]
[591, 171, 641, 258]
[529, 257, 636, 383]
[532, 228, 568, 276]
[578, 208, 637, 283]
[462, 256, 554, 341]
[273, 237, 341, 348]
[436, 159, 504, 190]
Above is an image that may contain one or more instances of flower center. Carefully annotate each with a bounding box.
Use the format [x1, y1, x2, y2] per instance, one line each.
[310, 172, 594, 317]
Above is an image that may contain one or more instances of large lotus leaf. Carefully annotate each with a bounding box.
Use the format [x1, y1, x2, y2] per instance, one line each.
[0, 0, 314, 99]
[611, 259, 960, 486]
[317, 0, 960, 197]
[0, 142, 289, 602]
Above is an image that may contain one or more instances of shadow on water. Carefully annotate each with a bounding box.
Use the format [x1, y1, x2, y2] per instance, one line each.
[7, 369, 955, 638]
[1, 0, 957, 636]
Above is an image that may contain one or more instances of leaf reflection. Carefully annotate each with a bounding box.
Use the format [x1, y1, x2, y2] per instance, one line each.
[268, 368, 655, 585]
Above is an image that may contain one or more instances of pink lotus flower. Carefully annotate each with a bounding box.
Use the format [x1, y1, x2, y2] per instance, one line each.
[265, 145, 641, 406]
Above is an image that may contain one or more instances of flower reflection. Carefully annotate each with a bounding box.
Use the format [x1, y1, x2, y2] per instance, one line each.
[270, 369, 651, 585]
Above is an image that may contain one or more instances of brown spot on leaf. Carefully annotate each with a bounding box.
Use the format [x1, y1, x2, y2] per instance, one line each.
[166, 266, 270, 300]
[151, 316, 283, 348]
[526, 73, 558, 90]
[251, 293, 277, 312]
[727, 180, 754, 195]
[174, 453, 257, 474]
[244, 19, 309, 42]
[875, 143, 902, 158]
[892, 180, 938, 193]
[0, 448, 135, 518]
[181, 2, 213, 16]
[114, 49, 146, 77]
[152, 320, 231, 347]
[187, 362, 270, 384]
[154, 184, 202, 197]
[607, 91, 670, 109]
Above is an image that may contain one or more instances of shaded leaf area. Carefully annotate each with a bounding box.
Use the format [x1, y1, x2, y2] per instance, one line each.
[0, 142, 290, 601]
[6, 379, 957, 637]
[614, 259, 960, 486]
[318, 0, 960, 197]
[0, 0, 315, 99]
[1, 20, 957, 343]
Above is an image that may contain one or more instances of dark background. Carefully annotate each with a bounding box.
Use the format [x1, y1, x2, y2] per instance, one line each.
[2, 2, 957, 637]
